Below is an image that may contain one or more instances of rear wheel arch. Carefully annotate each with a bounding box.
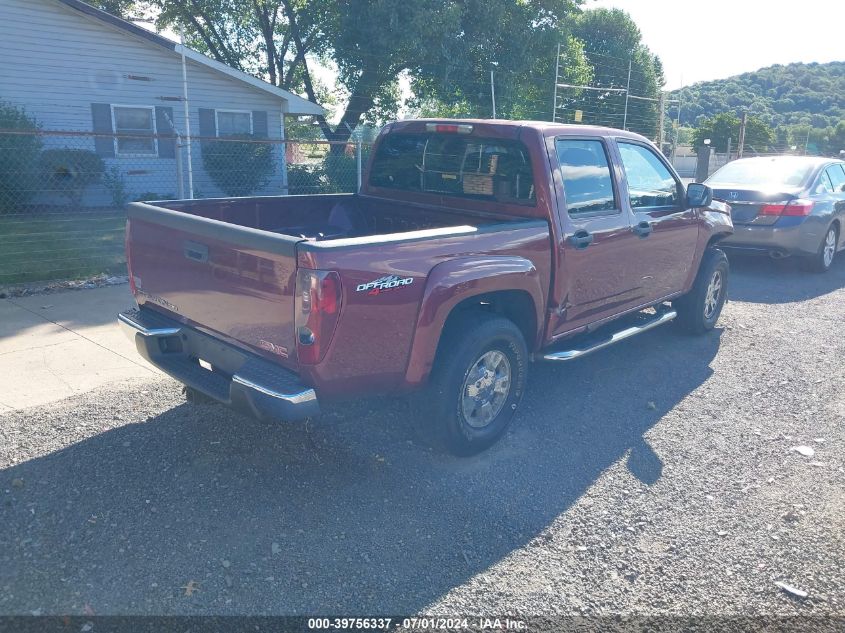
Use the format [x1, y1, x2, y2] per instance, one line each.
[404, 258, 545, 387]
[435, 290, 538, 364]
[706, 231, 731, 250]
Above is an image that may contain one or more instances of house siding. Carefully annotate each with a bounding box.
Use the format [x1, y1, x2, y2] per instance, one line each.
[0, 0, 290, 202]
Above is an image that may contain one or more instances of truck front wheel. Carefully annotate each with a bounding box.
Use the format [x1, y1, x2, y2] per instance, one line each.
[428, 313, 528, 455]
[674, 247, 729, 334]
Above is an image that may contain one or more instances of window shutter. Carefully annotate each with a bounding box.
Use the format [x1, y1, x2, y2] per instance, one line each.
[91, 103, 115, 158]
[155, 106, 176, 158]
[252, 111, 268, 138]
[198, 108, 216, 137]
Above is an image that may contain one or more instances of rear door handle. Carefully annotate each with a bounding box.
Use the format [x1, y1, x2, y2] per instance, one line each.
[633, 221, 653, 238]
[569, 230, 594, 249]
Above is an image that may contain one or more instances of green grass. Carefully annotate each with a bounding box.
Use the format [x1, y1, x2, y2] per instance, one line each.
[0, 210, 127, 285]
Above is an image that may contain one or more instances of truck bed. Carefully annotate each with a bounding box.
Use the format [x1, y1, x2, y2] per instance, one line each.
[153, 193, 508, 242]
[124, 193, 538, 380]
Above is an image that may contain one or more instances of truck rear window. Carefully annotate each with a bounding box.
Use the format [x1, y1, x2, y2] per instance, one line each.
[369, 133, 536, 205]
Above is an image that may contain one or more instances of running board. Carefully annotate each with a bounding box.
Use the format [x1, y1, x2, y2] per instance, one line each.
[541, 308, 677, 362]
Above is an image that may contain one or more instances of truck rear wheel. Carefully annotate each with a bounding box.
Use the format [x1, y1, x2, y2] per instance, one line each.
[427, 313, 527, 456]
[674, 247, 729, 334]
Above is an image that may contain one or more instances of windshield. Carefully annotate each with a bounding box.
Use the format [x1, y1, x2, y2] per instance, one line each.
[707, 159, 815, 189]
[369, 132, 536, 205]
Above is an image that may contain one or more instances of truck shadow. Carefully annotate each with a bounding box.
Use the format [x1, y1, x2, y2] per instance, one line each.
[727, 252, 845, 304]
[1, 325, 721, 615]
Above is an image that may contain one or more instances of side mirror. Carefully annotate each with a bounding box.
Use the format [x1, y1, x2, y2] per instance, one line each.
[686, 183, 713, 208]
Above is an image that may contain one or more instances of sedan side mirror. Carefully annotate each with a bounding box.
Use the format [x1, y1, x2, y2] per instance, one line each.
[686, 183, 713, 208]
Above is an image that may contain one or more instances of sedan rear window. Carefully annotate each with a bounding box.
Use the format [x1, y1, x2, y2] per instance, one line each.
[707, 159, 816, 188]
[369, 133, 535, 205]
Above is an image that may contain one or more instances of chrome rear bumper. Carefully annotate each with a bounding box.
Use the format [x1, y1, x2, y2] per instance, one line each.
[119, 308, 319, 421]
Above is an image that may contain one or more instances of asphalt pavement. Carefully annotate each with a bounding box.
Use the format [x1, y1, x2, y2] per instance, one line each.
[1, 254, 843, 618]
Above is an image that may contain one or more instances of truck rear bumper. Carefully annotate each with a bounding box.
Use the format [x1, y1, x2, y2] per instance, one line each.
[119, 308, 319, 421]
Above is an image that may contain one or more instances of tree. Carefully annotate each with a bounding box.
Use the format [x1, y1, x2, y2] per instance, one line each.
[566, 8, 664, 137]
[202, 135, 274, 196]
[673, 62, 845, 130]
[0, 102, 43, 212]
[692, 112, 774, 153]
[409, 1, 589, 122]
[88, 0, 146, 16]
[40, 149, 105, 208]
[147, 0, 466, 148]
[94, 0, 590, 148]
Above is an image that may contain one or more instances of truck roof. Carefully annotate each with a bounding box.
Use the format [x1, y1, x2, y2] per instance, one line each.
[385, 118, 653, 144]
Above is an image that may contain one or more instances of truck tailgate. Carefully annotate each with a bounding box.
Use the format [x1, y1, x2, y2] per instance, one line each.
[126, 204, 302, 371]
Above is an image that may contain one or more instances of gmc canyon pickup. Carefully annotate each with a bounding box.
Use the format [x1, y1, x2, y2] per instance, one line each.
[120, 119, 733, 454]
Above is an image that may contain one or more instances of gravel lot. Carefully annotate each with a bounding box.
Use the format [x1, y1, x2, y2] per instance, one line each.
[1, 254, 843, 620]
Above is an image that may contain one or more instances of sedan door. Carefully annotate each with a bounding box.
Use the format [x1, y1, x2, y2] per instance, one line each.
[615, 140, 700, 302]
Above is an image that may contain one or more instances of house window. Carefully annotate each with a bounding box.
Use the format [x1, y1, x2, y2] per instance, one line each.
[216, 110, 252, 136]
[112, 105, 157, 156]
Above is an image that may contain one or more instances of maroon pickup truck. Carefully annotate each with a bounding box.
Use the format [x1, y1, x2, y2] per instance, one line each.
[120, 119, 732, 454]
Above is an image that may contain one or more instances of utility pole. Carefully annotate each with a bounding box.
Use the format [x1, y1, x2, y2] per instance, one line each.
[804, 128, 811, 155]
[657, 92, 666, 150]
[737, 112, 747, 159]
[622, 55, 632, 130]
[552, 42, 561, 122]
[490, 62, 497, 119]
[726, 137, 732, 163]
[179, 27, 194, 198]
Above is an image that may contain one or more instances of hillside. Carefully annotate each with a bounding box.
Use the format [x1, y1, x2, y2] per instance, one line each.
[671, 61, 845, 129]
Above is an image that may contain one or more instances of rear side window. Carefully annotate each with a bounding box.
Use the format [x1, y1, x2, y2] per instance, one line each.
[618, 142, 680, 209]
[556, 139, 617, 216]
[368, 133, 535, 205]
[824, 164, 845, 193]
[817, 171, 835, 194]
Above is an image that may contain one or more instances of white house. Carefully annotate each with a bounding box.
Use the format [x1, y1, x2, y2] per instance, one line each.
[0, 0, 324, 202]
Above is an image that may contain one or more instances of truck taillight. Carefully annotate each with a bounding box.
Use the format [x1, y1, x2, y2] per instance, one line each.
[295, 269, 341, 364]
[759, 200, 814, 217]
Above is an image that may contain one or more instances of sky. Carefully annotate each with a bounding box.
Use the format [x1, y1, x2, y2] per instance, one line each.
[587, 0, 844, 90]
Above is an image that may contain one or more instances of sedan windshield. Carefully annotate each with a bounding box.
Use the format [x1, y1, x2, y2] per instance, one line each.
[707, 158, 815, 189]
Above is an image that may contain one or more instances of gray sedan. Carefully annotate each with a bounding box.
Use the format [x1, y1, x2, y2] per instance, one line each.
[706, 156, 845, 272]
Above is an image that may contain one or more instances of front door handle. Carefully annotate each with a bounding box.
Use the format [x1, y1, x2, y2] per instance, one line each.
[633, 221, 653, 238]
[569, 230, 594, 249]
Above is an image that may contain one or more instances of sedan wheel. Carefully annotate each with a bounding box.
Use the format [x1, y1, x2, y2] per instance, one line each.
[823, 227, 837, 269]
[806, 225, 839, 273]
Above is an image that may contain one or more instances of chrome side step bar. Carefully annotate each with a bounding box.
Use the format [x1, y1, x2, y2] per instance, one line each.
[542, 308, 677, 362]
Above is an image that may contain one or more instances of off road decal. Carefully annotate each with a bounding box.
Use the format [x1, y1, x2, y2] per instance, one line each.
[356, 275, 414, 296]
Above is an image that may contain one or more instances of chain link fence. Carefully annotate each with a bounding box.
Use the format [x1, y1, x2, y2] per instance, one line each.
[0, 128, 369, 285]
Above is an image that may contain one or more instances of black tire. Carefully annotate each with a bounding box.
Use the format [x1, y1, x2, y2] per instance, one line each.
[427, 312, 528, 456]
[802, 223, 838, 273]
[674, 247, 729, 334]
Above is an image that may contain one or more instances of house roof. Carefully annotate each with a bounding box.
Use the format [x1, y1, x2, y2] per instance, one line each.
[53, 0, 324, 116]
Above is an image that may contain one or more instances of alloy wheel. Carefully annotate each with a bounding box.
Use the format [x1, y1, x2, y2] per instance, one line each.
[461, 350, 512, 428]
[703, 270, 723, 320]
